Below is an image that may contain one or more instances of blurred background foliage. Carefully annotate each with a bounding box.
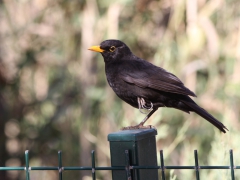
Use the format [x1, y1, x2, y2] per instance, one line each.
[0, 0, 240, 179]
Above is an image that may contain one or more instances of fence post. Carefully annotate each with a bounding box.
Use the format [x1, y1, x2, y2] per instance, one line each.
[108, 129, 158, 180]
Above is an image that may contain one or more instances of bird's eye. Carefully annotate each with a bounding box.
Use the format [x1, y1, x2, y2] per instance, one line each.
[109, 46, 116, 52]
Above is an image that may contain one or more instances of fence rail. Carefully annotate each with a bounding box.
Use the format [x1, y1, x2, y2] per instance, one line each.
[0, 149, 238, 180]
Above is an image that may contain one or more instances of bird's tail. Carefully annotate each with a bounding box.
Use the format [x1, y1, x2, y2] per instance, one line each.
[182, 100, 228, 133]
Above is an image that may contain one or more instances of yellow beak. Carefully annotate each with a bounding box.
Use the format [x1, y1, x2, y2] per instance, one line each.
[88, 46, 104, 53]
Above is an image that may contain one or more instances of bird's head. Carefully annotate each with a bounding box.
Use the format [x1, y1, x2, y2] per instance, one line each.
[88, 39, 132, 62]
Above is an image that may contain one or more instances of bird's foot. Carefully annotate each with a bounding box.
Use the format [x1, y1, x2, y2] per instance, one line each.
[121, 124, 155, 130]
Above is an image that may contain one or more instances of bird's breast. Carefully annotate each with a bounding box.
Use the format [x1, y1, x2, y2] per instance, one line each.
[106, 76, 121, 92]
[108, 81, 115, 88]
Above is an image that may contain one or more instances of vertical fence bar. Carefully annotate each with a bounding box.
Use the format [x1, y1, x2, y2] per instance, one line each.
[91, 150, 96, 180]
[125, 150, 132, 180]
[160, 150, 166, 180]
[230, 149, 235, 180]
[194, 150, 200, 180]
[58, 151, 63, 180]
[25, 150, 30, 180]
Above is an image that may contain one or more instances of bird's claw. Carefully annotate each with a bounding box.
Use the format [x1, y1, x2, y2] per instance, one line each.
[121, 124, 156, 130]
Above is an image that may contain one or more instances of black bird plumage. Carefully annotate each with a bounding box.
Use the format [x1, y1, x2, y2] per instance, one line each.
[88, 39, 228, 133]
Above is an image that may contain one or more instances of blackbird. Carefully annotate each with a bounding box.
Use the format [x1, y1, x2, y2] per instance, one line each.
[88, 40, 228, 133]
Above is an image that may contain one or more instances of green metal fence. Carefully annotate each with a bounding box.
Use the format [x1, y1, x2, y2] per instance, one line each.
[0, 149, 238, 180]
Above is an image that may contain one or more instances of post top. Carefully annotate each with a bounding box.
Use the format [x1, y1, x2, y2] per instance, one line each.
[108, 129, 157, 142]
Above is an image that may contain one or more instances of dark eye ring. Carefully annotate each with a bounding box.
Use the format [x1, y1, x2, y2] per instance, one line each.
[109, 46, 116, 52]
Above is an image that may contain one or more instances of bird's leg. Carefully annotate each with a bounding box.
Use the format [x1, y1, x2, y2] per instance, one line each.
[138, 107, 158, 126]
[121, 107, 158, 130]
[141, 98, 153, 110]
[138, 97, 153, 114]
[138, 97, 147, 114]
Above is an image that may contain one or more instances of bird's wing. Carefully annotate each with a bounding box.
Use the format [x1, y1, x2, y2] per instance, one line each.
[119, 60, 196, 97]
